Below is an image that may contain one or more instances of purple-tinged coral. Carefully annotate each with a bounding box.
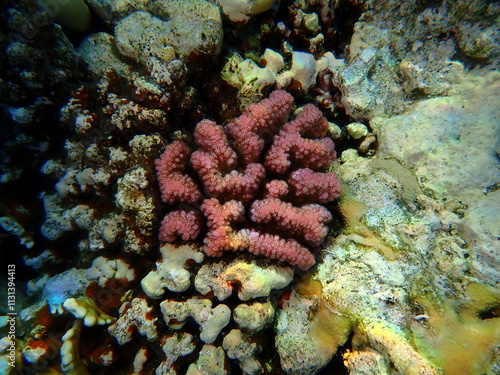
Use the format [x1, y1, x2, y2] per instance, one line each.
[155, 90, 341, 270]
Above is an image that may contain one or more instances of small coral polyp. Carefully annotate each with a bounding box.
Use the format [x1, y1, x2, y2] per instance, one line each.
[155, 90, 341, 270]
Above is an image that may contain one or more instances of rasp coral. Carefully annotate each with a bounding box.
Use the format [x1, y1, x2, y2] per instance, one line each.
[155, 90, 341, 270]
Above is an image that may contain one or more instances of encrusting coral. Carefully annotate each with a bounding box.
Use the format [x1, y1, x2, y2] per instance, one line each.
[155, 90, 341, 270]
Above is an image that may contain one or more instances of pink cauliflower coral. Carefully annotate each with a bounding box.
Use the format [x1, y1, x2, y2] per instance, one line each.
[155, 90, 341, 270]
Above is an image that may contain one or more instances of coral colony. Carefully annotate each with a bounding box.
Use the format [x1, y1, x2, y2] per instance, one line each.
[155, 90, 341, 270]
[2, 0, 500, 374]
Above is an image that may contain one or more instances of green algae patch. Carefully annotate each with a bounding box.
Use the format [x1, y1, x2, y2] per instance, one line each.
[411, 282, 500, 375]
[296, 278, 352, 362]
[339, 195, 400, 260]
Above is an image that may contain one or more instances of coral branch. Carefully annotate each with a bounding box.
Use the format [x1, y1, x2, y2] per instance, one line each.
[225, 90, 294, 164]
[201, 198, 316, 270]
[250, 198, 332, 246]
[288, 168, 341, 203]
[193, 119, 237, 171]
[264, 180, 289, 199]
[158, 210, 202, 242]
[265, 104, 336, 174]
[191, 151, 265, 202]
[240, 229, 315, 271]
[201, 198, 246, 257]
[155, 140, 201, 204]
[191, 117, 266, 202]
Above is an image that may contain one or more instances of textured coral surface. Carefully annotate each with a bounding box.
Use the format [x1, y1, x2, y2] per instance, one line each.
[155, 90, 340, 270]
[1, 0, 499, 374]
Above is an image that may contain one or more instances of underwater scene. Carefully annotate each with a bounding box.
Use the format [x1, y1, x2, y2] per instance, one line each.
[0, 0, 499, 374]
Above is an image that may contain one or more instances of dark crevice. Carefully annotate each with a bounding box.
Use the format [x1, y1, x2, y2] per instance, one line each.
[323, 0, 363, 58]
[59, 6, 113, 49]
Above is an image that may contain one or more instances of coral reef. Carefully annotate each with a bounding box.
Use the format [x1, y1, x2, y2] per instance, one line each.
[303, 71, 499, 375]
[372, 71, 500, 284]
[155, 90, 341, 270]
[1, 0, 499, 374]
[0, 0, 84, 252]
[86, 0, 223, 65]
[219, 0, 499, 119]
